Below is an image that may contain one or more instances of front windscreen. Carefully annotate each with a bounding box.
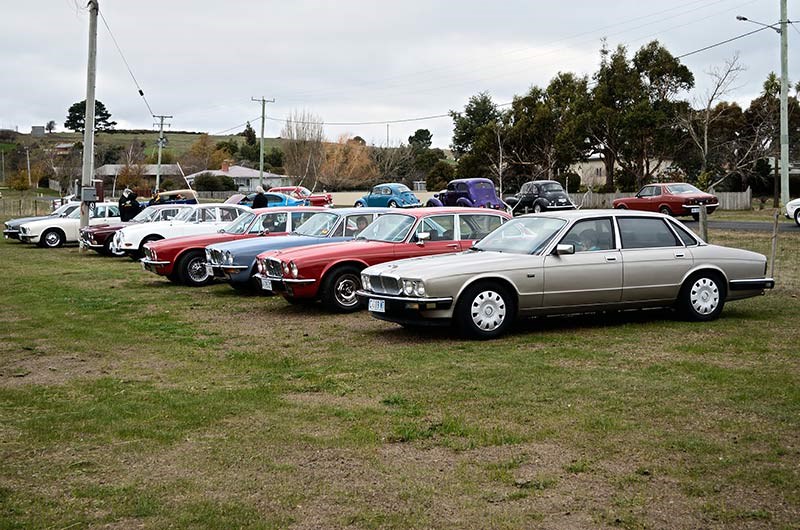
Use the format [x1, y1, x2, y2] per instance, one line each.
[666, 183, 701, 195]
[294, 212, 340, 237]
[52, 203, 75, 216]
[132, 206, 160, 222]
[474, 217, 566, 254]
[357, 213, 415, 242]
[223, 212, 256, 234]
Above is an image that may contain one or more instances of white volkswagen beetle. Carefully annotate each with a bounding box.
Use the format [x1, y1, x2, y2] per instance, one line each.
[111, 203, 251, 258]
[18, 202, 121, 247]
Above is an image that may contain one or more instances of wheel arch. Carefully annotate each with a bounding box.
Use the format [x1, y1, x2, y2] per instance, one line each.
[138, 233, 164, 249]
[453, 275, 520, 315]
[679, 266, 729, 297]
[319, 259, 370, 286]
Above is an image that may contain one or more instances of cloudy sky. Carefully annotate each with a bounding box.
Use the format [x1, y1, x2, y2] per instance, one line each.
[1, 0, 796, 148]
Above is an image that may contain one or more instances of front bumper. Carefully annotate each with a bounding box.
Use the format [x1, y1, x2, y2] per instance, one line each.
[140, 258, 171, 274]
[252, 273, 315, 295]
[79, 233, 104, 249]
[3, 229, 20, 240]
[355, 290, 454, 326]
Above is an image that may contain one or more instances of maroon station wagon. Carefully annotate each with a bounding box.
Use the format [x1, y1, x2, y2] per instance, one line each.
[613, 183, 718, 220]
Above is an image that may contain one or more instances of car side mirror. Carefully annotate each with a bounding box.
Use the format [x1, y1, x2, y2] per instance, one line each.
[416, 232, 430, 246]
[555, 244, 575, 255]
[259, 228, 270, 236]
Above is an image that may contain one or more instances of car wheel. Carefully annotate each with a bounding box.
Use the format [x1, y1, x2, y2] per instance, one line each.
[388, 200, 398, 208]
[177, 250, 212, 287]
[455, 281, 515, 339]
[103, 238, 126, 257]
[131, 235, 162, 260]
[659, 206, 672, 216]
[615, 204, 627, 209]
[533, 202, 544, 214]
[793, 209, 799, 227]
[354, 201, 364, 207]
[321, 265, 363, 312]
[678, 272, 726, 322]
[40, 229, 65, 248]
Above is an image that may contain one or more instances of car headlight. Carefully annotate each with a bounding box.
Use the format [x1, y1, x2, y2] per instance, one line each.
[361, 274, 371, 291]
[403, 280, 414, 295]
[282, 261, 290, 276]
[289, 261, 298, 278]
[256, 259, 265, 274]
[224, 250, 233, 265]
[401, 279, 425, 296]
[414, 282, 425, 296]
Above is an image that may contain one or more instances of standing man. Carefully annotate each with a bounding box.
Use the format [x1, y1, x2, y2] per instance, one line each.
[118, 187, 141, 222]
[252, 186, 268, 209]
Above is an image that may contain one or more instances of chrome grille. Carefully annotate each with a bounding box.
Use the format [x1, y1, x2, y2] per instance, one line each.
[207, 248, 224, 265]
[369, 275, 401, 295]
[266, 258, 283, 277]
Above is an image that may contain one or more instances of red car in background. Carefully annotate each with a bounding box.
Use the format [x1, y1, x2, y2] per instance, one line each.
[254, 207, 510, 312]
[269, 186, 333, 207]
[140, 206, 324, 286]
[613, 183, 718, 220]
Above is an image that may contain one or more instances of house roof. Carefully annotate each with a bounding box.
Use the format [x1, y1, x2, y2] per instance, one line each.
[184, 165, 288, 181]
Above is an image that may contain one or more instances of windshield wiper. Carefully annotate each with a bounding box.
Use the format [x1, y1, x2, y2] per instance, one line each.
[469, 246, 484, 251]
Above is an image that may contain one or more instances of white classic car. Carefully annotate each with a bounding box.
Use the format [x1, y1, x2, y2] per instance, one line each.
[111, 203, 251, 258]
[785, 197, 800, 226]
[18, 202, 121, 247]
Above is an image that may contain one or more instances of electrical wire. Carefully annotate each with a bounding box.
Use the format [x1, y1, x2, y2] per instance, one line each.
[676, 25, 770, 58]
[98, 8, 155, 117]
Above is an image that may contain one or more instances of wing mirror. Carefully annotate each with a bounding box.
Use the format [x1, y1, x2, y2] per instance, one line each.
[555, 244, 575, 255]
[259, 228, 271, 236]
[416, 232, 430, 246]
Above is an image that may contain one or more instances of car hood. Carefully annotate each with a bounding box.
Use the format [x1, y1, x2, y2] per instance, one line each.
[148, 231, 245, 251]
[82, 222, 133, 234]
[6, 215, 52, 228]
[261, 239, 397, 263]
[121, 219, 189, 236]
[364, 250, 542, 280]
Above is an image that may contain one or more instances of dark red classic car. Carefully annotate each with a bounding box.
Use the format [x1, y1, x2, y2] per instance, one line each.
[269, 186, 333, 207]
[79, 204, 192, 256]
[253, 207, 510, 311]
[612, 183, 718, 220]
[140, 206, 324, 286]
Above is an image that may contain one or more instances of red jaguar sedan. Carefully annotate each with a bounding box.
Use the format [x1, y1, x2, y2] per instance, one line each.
[253, 207, 510, 312]
[612, 183, 718, 220]
[140, 206, 324, 286]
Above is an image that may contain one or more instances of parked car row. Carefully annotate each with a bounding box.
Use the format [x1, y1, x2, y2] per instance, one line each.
[4, 188, 772, 340]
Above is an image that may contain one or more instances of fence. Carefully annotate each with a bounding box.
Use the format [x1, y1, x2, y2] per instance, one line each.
[0, 198, 60, 218]
[568, 188, 752, 210]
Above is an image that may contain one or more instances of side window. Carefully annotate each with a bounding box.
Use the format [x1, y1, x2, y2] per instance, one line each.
[417, 215, 455, 241]
[258, 212, 287, 232]
[291, 211, 317, 230]
[330, 217, 346, 237]
[383, 187, 392, 195]
[669, 221, 699, 246]
[618, 217, 680, 249]
[162, 208, 179, 220]
[198, 208, 215, 222]
[91, 206, 106, 218]
[639, 186, 656, 197]
[521, 183, 533, 194]
[344, 214, 372, 236]
[371, 186, 381, 195]
[266, 194, 283, 206]
[108, 206, 120, 217]
[446, 183, 456, 191]
[651, 186, 662, 197]
[561, 218, 614, 252]
[456, 183, 468, 193]
[219, 207, 239, 222]
[459, 214, 503, 240]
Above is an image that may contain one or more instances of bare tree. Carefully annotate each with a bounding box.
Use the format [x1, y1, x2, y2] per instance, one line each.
[319, 134, 379, 189]
[369, 140, 413, 184]
[281, 109, 326, 191]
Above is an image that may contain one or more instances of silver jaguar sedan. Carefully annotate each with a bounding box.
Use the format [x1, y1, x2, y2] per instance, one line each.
[356, 210, 775, 339]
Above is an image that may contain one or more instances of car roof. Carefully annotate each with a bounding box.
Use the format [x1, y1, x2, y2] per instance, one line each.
[380, 207, 509, 218]
[519, 209, 671, 220]
[251, 206, 327, 213]
[327, 207, 392, 214]
[450, 178, 494, 184]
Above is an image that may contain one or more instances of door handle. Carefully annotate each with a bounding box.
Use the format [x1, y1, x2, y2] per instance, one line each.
[675, 252, 685, 258]
[446, 243, 459, 249]
[605, 256, 617, 262]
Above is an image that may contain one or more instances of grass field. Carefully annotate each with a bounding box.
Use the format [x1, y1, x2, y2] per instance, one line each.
[0, 225, 798, 528]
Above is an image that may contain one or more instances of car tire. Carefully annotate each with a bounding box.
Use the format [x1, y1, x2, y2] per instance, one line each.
[354, 201, 364, 207]
[659, 206, 672, 216]
[130, 235, 162, 260]
[533, 202, 544, 214]
[40, 229, 65, 248]
[177, 250, 212, 287]
[103, 238, 126, 257]
[388, 200, 398, 208]
[678, 272, 726, 322]
[455, 281, 516, 339]
[793, 209, 799, 227]
[321, 265, 363, 312]
[615, 204, 627, 209]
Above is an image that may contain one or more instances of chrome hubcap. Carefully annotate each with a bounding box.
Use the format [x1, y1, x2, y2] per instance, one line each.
[470, 290, 506, 332]
[45, 232, 60, 246]
[690, 278, 719, 315]
[335, 275, 359, 306]
[187, 257, 209, 283]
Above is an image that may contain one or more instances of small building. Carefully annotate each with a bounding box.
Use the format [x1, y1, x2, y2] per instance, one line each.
[53, 143, 76, 155]
[184, 160, 293, 191]
[31, 126, 45, 137]
[570, 154, 675, 189]
[94, 163, 184, 190]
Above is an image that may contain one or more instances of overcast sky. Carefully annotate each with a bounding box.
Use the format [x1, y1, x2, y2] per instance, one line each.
[1, 0, 796, 148]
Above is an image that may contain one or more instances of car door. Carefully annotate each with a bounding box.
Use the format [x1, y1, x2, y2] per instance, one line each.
[617, 216, 693, 302]
[290, 210, 319, 232]
[629, 186, 653, 210]
[542, 217, 622, 308]
[368, 186, 385, 207]
[105, 205, 121, 223]
[393, 214, 460, 260]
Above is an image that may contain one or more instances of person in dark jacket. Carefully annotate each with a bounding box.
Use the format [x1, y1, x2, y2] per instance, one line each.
[118, 187, 141, 222]
[251, 186, 268, 209]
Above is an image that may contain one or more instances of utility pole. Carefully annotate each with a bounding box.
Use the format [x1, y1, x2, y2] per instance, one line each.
[25, 147, 31, 187]
[251, 97, 274, 189]
[779, 0, 789, 208]
[79, 0, 98, 231]
[153, 114, 172, 192]
[386, 124, 390, 146]
[1, 149, 5, 184]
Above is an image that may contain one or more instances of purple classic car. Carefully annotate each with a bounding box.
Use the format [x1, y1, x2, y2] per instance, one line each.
[425, 178, 506, 211]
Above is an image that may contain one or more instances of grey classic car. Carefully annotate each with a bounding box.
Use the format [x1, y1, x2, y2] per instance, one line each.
[357, 210, 775, 339]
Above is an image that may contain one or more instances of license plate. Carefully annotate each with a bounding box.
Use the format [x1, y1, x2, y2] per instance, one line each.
[205, 264, 214, 276]
[368, 299, 385, 313]
[140, 261, 147, 271]
[689, 207, 700, 213]
[260, 277, 273, 291]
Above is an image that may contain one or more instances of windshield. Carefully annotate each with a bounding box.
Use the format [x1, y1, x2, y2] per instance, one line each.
[474, 217, 566, 254]
[52, 203, 76, 216]
[294, 212, 340, 237]
[357, 213, 415, 242]
[222, 212, 256, 234]
[666, 183, 701, 194]
[66, 207, 82, 219]
[541, 182, 564, 193]
[173, 208, 197, 222]
[132, 206, 160, 222]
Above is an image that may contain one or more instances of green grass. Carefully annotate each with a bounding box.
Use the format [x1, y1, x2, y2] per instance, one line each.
[0, 228, 798, 528]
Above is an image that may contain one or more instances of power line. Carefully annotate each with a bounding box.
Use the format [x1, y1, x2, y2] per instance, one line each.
[676, 25, 770, 58]
[98, 8, 154, 117]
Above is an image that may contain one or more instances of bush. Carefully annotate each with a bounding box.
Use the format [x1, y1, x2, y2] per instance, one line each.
[219, 175, 236, 191]
[194, 172, 224, 191]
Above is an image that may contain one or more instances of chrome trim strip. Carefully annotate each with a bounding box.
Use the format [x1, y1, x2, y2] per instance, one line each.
[140, 258, 171, 266]
[356, 290, 452, 304]
[729, 278, 775, 290]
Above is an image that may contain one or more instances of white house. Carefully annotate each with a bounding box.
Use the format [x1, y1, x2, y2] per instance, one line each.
[184, 160, 293, 191]
[571, 154, 675, 189]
